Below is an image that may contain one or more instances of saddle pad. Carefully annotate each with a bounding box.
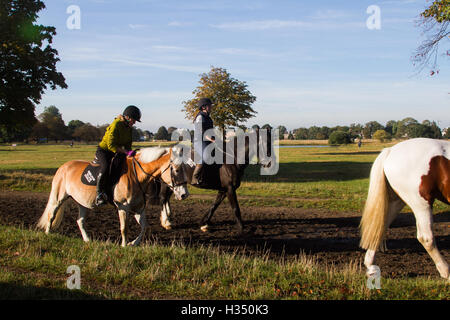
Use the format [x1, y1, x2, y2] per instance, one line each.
[80, 153, 127, 187]
[81, 163, 101, 186]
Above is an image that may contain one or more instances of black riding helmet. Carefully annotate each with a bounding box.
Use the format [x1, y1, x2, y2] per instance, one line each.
[197, 98, 213, 109]
[123, 105, 141, 122]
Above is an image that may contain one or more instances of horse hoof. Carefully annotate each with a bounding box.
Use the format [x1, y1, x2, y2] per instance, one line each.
[162, 224, 172, 230]
[200, 225, 208, 232]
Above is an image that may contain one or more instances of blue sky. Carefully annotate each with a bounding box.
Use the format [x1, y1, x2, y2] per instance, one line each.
[37, 0, 449, 133]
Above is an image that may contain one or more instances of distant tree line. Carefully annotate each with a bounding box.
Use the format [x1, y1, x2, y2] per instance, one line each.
[1, 107, 448, 145]
[273, 117, 448, 142]
[0, 105, 155, 144]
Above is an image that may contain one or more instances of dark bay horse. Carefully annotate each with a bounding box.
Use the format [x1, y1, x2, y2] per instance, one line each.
[149, 129, 275, 235]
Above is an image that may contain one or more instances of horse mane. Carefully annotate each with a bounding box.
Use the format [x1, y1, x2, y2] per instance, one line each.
[138, 147, 169, 164]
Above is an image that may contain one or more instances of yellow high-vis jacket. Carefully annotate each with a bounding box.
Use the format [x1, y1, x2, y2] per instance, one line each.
[98, 116, 132, 153]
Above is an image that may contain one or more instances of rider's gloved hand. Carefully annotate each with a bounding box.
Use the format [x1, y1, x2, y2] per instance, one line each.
[126, 150, 136, 157]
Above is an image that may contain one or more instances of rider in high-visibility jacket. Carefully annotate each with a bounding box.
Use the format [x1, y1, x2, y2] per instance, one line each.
[95, 105, 141, 206]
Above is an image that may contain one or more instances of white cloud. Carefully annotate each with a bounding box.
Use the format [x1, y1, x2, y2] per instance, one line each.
[129, 24, 150, 30]
[168, 21, 194, 27]
[211, 20, 309, 31]
[210, 19, 365, 31]
[107, 58, 204, 73]
[152, 45, 190, 52]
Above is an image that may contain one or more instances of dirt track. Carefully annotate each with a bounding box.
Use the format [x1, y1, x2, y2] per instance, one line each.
[0, 190, 448, 279]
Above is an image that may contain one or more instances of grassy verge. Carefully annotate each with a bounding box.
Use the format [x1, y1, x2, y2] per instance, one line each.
[0, 225, 447, 300]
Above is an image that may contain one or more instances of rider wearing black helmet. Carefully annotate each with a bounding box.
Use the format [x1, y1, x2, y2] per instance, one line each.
[95, 105, 142, 206]
[191, 98, 215, 186]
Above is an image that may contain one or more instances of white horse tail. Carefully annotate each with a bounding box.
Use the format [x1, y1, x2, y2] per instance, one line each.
[359, 147, 392, 252]
[37, 167, 68, 231]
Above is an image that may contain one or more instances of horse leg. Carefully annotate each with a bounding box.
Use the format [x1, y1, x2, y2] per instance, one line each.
[130, 209, 148, 246]
[226, 188, 244, 235]
[200, 191, 226, 232]
[118, 209, 128, 247]
[77, 205, 90, 242]
[364, 198, 405, 276]
[160, 201, 172, 230]
[44, 202, 61, 234]
[413, 205, 449, 279]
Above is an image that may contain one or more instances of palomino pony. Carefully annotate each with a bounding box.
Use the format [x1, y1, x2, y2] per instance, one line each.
[360, 138, 449, 280]
[37, 146, 189, 246]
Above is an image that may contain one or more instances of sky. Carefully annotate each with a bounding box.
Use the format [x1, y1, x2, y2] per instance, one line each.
[36, 0, 450, 133]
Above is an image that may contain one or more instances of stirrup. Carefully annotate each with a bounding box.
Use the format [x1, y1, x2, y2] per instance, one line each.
[95, 192, 108, 206]
[191, 177, 205, 187]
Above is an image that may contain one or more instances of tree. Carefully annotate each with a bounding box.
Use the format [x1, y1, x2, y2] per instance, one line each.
[385, 120, 398, 136]
[363, 121, 384, 139]
[328, 130, 351, 145]
[395, 117, 419, 138]
[182, 66, 257, 129]
[413, 0, 449, 74]
[143, 130, 153, 141]
[67, 120, 85, 138]
[277, 125, 287, 139]
[293, 127, 308, 140]
[349, 123, 363, 137]
[30, 121, 49, 142]
[373, 129, 391, 142]
[38, 106, 67, 142]
[154, 126, 169, 141]
[72, 123, 101, 143]
[0, 0, 67, 140]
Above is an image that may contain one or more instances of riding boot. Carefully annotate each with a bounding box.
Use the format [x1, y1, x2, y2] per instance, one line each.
[191, 164, 204, 186]
[95, 173, 108, 206]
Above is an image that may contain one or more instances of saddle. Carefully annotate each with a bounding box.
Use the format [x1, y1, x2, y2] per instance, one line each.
[196, 163, 222, 190]
[80, 154, 127, 200]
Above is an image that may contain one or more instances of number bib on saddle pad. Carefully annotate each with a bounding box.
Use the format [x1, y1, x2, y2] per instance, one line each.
[81, 163, 101, 186]
[80, 154, 127, 187]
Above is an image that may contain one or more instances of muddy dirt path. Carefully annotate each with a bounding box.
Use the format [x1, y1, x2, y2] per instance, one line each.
[0, 191, 448, 279]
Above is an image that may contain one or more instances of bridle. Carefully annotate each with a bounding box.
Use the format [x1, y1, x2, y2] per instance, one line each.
[131, 155, 186, 206]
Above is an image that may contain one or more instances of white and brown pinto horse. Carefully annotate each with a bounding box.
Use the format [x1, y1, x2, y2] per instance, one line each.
[37, 146, 189, 246]
[360, 138, 449, 280]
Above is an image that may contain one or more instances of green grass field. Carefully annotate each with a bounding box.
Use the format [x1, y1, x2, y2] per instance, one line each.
[0, 140, 447, 213]
[0, 140, 448, 300]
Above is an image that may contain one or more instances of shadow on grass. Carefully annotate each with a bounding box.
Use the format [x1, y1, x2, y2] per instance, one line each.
[243, 161, 372, 182]
[0, 168, 57, 176]
[0, 282, 104, 300]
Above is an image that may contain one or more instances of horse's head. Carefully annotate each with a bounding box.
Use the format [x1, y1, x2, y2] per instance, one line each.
[160, 146, 190, 200]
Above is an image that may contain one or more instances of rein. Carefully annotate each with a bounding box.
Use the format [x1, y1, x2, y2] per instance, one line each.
[130, 156, 177, 207]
